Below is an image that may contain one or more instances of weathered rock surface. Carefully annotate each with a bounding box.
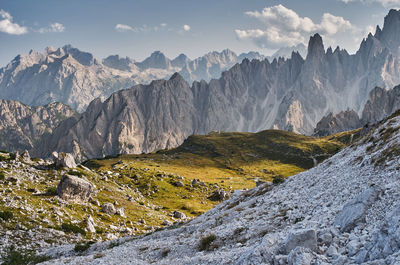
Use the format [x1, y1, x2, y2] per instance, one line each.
[56, 174, 95, 203]
[334, 186, 382, 232]
[281, 229, 318, 254]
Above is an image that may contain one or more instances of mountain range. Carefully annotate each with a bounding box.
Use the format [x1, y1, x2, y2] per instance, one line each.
[2, 10, 400, 161]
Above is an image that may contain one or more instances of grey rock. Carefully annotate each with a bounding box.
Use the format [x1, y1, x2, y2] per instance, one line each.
[115, 208, 125, 217]
[209, 188, 229, 201]
[314, 110, 362, 136]
[54, 152, 77, 168]
[101, 203, 116, 215]
[281, 229, 318, 254]
[173, 211, 186, 219]
[334, 186, 382, 232]
[85, 215, 96, 233]
[21, 150, 31, 163]
[287, 247, 318, 265]
[173, 181, 184, 187]
[56, 174, 95, 203]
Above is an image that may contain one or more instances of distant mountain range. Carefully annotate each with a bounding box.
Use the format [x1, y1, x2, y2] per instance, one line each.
[0, 44, 306, 112]
[2, 10, 400, 161]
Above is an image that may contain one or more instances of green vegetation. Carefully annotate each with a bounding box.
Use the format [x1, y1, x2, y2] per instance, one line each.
[0, 210, 13, 221]
[199, 234, 217, 251]
[1, 245, 50, 265]
[61, 223, 86, 235]
[74, 241, 95, 252]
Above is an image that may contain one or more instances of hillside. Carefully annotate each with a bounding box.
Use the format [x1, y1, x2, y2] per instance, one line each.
[42, 97, 400, 265]
[0, 129, 357, 262]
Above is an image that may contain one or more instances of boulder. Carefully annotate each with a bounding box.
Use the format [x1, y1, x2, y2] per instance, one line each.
[54, 152, 77, 168]
[209, 188, 229, 201]
[56, 174, 95, 203]
[21, 150, 31, 163]
[173, 211, 186, 219]
[173, 181, 184, 187]
[101, 203, 116, 215]
[281, 229, 318, 254]
[287, 247, 318, 265]
[334, 186, 382, 232]
[85, 215, 96, 233]
[115, 208, 125, 217]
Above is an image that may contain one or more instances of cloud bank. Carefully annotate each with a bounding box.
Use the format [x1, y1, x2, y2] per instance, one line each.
[0, 9, 28, 35]
[235, 4, 356, 49]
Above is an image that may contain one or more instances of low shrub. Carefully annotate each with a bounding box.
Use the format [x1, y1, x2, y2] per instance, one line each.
[199, 234, 217, 251]
[272, 175, 284, 184]
[0, 210, 13, 221]
[74, 241, 95, 252]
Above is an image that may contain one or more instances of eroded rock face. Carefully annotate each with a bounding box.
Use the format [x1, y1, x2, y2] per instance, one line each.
[334, 186, 382, 232]
[56, 174, 95, 203]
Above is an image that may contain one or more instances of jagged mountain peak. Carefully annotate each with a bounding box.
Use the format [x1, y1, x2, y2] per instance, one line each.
[306, 33, 325, 60]
[375, 9, 400, 55]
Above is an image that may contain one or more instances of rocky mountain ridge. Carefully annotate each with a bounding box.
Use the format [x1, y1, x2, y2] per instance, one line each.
[29, 9, 400, 161]
[0, 46, 268, 112]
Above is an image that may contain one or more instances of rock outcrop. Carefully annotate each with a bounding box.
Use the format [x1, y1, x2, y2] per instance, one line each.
[53, 152, 77, 168]
[314, 110, 362, 136]
[56, 174, 95, 203]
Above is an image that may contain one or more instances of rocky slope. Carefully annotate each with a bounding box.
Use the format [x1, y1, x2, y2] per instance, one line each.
[0, 100, 79, 153]
[40, 98, 400, 265]
[0, 47, 264, 112]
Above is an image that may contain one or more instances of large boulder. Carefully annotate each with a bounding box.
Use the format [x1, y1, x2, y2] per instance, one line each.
[53, 152, 77, 168]
[280, 229, 318, 254]
[56, 174, 95, 203]
[334, 186, 382, 232]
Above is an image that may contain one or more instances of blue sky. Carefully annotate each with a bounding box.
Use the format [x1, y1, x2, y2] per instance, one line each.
[0, 0, 399, 66]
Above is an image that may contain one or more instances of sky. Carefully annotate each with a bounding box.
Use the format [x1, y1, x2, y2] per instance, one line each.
[0, 0, 399, 67]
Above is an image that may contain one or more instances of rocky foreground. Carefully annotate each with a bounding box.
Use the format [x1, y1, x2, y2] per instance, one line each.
[35, 116, 400, 264]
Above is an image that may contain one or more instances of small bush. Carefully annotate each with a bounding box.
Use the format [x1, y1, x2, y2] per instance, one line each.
[199, 234, 217, 251]
[272, 175, 284, 184]
[74, 241, 95, 252]
[161, 248, 170, 257]
[0, 171, 4, 181]
[1, 245, 50, 265]
[46, 187, 57, 195]
[61, 223, 86, 235]
[0, 210, 13, 221]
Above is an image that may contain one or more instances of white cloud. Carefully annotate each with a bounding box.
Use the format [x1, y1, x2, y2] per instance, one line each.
[160, 23, 167, 27]
[115, 24, 134, 32]
[235, 4, 356, 49]
[38, 22, 65, 33]
[340, 0, 400, 7]
[0, 9, 28, 35]
[183, 24, 191, 31]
